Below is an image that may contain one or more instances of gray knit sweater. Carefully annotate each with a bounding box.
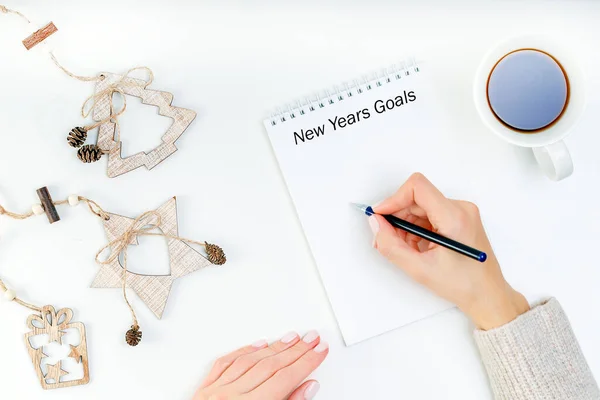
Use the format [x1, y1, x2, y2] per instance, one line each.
[474, 298, 600, 399]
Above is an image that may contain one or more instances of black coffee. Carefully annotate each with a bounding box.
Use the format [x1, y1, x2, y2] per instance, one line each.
[487, 49, 569, 133]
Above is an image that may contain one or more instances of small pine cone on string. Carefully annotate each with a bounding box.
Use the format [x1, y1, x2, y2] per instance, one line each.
[126, 325, 142, 346]
[205, 242, 226, 265]
[77, 144, 104, 163]
[67, 127, 88, 148]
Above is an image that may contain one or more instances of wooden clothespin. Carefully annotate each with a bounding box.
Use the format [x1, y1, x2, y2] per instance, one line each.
[36, 187, 60, 224]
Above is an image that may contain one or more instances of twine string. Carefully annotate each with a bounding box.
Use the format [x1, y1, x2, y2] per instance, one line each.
[0, 197, 108, 222]
[81, 87, 126, 135]
[0, 197, 110, 317]
[50, 52, 103, 82]
[80, 197, 110, 220]
[0, 197, 110, 314]
[0, 5, 30, 23]
[0, 204, 33, 219]
[0, 279, 42, 313]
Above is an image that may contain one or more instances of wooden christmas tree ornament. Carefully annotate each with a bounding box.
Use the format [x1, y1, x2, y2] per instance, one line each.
[94, 73, 197, 178]
[2, 6, 197, 179]
[59, 66, 196, 178]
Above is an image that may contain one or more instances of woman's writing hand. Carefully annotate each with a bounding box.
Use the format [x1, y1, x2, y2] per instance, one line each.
[370, 173, 529, 330]
[194, 331, 328, 400]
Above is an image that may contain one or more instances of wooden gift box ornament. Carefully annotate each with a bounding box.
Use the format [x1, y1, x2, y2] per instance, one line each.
[0, 185, 90, 389]
[0, 277, 91, 391]
[24, 306, 90, 390]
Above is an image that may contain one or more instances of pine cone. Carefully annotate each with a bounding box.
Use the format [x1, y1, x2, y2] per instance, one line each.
[126, 325, 142, 346]
[77, 144, 104, 163]
[67, 127, 87, 148]
[205, 242, 226, 265]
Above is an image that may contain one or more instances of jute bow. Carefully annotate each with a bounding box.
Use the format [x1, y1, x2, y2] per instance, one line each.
[80, 66, 154, 138]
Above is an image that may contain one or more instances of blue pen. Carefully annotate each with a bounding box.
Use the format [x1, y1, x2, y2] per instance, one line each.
[352, 203, 487, 263]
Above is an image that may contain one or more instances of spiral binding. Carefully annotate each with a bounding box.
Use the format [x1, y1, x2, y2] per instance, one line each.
[269, 57, 420, 126]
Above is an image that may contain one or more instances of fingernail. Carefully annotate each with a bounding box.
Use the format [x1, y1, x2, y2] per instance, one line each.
[302, 330, 319, 343]
[313, 341, 329, 353]
[281, 331, 298, 344]
[372, 199, 383, 208]
[372, 238, 376, 248]
[252, 339, 268, 348]
[368, 215, 379, 234]
[304, 381, 320, 399]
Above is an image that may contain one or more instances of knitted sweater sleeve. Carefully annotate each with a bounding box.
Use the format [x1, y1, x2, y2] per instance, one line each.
[474, 298, 600, 400]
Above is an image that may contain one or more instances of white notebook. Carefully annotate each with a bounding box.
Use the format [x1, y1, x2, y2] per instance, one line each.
[264, 62, 455, 345]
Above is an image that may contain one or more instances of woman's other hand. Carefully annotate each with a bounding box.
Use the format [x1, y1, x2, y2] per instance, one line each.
[194, 331, 328, 400]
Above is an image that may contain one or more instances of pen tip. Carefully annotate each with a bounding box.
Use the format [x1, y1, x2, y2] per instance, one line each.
[350, 203, 371, 215]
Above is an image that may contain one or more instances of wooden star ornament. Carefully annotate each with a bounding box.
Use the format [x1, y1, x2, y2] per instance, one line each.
[90, 197, 213, 318]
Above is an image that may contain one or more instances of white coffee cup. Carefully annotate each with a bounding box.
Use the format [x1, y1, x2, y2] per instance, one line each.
[474, 35, 586, 181]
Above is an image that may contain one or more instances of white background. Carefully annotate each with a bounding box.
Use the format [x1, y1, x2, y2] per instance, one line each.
[0, 1, 599, 399]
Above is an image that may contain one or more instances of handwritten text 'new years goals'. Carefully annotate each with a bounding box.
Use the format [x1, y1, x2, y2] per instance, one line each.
[291, 90, 416, 145]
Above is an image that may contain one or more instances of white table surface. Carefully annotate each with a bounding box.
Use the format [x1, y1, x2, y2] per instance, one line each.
[1, 1, 599, 399]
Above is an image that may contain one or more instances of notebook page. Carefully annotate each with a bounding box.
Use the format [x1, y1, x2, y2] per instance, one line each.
[265, 70, 455, 345]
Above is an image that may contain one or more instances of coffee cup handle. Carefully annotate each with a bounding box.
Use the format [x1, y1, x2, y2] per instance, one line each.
[532, 140, 574, 181]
